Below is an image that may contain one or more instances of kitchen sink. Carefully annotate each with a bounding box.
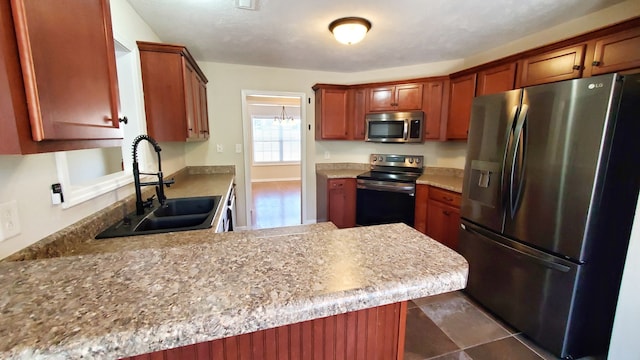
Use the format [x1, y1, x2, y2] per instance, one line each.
[95, 196, 221, 239]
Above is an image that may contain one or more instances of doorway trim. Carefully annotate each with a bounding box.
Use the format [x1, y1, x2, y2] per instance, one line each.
[241, 90, 307, 229]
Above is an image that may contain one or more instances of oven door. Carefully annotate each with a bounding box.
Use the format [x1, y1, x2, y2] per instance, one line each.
[356, 179, 416, 226]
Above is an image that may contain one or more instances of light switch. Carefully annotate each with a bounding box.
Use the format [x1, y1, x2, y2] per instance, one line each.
[235, 144, 242, 153]
[216, 144, 224, 153]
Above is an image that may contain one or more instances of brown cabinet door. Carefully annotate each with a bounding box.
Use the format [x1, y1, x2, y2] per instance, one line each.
[519, 44, 586, 87]
[590, 28, 640, 75]
[351, 88, 367, 140]
[368, 86, 395, 111]
[395, 83, 423, 110]
[422, 80, 445, 140]
[11, 0, 122, 141]
[476, 63, 517, 96]
[447, 74, 476, 140]
[426, 200, 460, 251]
[316, 88, 349, 140]
[138, 41, 209, 142]
[327, 178, 356, 229]
[414, 184, 429, 233]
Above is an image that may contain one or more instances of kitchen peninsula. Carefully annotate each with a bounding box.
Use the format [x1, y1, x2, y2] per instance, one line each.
[0, 222, 467, 359]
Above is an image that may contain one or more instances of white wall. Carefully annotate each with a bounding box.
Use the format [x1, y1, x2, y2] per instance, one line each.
[184, 59, 466, 227]
[0, 0, 180, 259]
[251, 165, 301, 182]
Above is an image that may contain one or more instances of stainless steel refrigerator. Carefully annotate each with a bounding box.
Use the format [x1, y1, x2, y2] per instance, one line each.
[459, 73, 640, 359]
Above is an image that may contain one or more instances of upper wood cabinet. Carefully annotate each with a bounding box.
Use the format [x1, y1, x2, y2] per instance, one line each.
[313, 84, 366, 140]
[368, 83, 423, 112]
[1, 0, 124, 154]
[422, 79, 447, 140]
[314, 85, 349, 140]
[519, 44, 586, 87]
[476, 63, 517, 96]
[588, 27, 640, 76]
[138, 41, 209, 142]
[349, 87, 367, 140]
[446, 73, 476, 140]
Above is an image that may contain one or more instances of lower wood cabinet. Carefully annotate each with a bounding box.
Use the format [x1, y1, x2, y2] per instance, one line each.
[120, 302, 407, 360]
[414, 185, 461, 251]
[327, 178, 356, 229]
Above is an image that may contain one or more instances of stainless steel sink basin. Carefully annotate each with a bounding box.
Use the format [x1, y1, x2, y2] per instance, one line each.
[95, 196, 221, 239]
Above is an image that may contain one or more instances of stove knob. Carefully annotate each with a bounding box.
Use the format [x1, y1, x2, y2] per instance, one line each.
[372, 155, 378, 162]
[408, 157, 414, 164]
[415, 158, 421, 164]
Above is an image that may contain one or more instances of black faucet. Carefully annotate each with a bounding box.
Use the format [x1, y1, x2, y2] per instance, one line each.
[132, 135, 175, 215]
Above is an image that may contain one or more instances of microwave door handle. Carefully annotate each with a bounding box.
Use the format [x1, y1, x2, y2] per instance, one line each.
[403, 120, 409, 140]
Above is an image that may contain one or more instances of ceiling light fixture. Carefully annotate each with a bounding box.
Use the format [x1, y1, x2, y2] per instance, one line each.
[328, 17, 371, 45]
[274, 106, 295, 124]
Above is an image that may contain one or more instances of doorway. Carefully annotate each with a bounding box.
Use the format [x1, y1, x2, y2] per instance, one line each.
[241, 91, 306, 229]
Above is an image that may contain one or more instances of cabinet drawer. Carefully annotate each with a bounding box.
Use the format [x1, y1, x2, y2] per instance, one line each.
[429, 187, 461, 207]
[329, 179, 349, 188]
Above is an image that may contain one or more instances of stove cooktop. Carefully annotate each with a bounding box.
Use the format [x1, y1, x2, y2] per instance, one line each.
[357, 171, 422, 183]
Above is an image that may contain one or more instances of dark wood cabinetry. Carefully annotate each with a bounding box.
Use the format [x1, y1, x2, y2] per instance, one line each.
[1, 0, 123, 154]
[138, 41, 209, 142]
[327, 178, 356, 229]
[476, 62, 517, 96]
[518, 44, 586, 87]
[588, 27, 640, 76]
[446, 74, 476, 140]
[314, 85, 349, 140]
[368, 83, 423, 112]
[415, 185, 461, 251]
[313, 85, 367, 140]
[422, 79, 447, 140]
[426, 187, 461, 251]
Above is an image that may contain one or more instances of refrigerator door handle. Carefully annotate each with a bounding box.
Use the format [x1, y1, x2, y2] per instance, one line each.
[509, 104, 528, 218]
[461, 222, 571, 272]
[501, 105, 521, 209]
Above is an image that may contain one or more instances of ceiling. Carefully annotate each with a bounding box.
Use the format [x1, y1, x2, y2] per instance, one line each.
[126, 0, 626, 73]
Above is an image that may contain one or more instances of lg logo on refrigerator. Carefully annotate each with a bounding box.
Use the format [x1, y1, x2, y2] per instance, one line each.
[588, 83, 604, 89]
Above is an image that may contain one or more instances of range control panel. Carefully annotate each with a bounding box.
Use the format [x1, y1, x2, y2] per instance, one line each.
[369, 154, 424, 169]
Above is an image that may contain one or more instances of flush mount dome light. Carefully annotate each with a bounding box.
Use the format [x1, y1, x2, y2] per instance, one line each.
[328, 17, 371, 45]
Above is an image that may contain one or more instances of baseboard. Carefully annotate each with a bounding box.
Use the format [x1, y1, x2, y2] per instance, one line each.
[251, 178, 301, 183]
[304, 219, 317, 225]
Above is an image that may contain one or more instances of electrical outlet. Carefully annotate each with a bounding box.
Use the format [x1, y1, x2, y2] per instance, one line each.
[0, 200, 21, 242]
[235, 144, 242, 153]
[216, 144, 224, 153]
[324, 151, 330, 159]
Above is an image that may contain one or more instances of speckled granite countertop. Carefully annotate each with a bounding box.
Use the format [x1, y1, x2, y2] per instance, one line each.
[317, 163, 465, 193]
[0, 223, 468, 359]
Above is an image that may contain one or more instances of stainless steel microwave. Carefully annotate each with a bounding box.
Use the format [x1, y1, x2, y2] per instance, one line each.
[365, 111, 424, 143]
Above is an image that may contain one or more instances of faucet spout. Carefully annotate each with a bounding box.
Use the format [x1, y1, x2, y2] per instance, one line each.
[132, 135, 173, 215]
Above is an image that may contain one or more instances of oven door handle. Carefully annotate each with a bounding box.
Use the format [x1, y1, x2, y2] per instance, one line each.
[357, 180, 415, 195]
[403, 120, 409, 140]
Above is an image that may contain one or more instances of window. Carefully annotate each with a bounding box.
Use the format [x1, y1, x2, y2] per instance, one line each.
[252, 116, 301, 163]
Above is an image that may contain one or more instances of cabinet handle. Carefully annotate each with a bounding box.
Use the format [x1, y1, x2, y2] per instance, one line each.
[592, 60, 601, 66]
[118, 116, 128, 124]
[444, 197, 453, 202]
[200, 130, 209, 134]
[572, 65, 582, 70]
[443, 210, 451, 216]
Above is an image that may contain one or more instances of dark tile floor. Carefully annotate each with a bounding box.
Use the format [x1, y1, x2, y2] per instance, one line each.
[405, 291, 602, 360]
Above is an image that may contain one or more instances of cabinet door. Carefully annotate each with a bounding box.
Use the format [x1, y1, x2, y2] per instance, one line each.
[351, 88, 367, 140]
[427, 200, 460, 250]
[395, 83, 423, 110]
[328, 178, 356, 228]
[423, 80, 445, 140]
[198, 80, 210, 139]
[414, 184, 429, 233]
[519, 44, 585, 87]
[476, 63, 517, 96]
[368, 86, 395, 111]
[316, 88, 349, 140]
[11, 0, 122, 141]
[447, 74, 476, 140]
[590, 28, 640, 75]
[184, 61, 198, 140]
